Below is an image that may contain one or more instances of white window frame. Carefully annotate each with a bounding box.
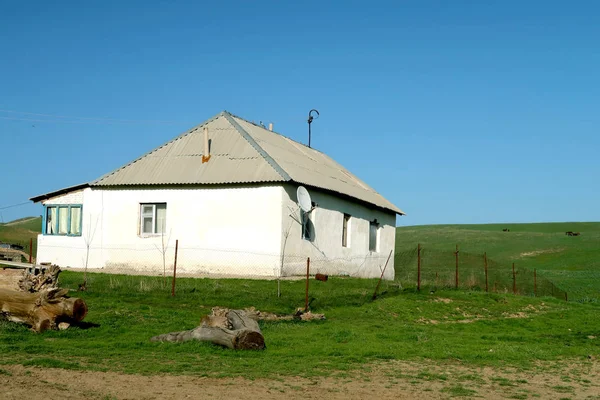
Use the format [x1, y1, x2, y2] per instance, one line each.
[139, 203, 167, 236]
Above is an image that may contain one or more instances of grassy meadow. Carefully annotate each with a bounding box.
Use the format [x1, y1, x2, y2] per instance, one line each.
[396, 222, 600, 301]
[0, 271, 598, 379]
[0, 218, 599, 385]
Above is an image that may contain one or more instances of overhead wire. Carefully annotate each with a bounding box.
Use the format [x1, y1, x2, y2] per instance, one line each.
[0, 201, 31, 210]
[0, 109, 190, 125]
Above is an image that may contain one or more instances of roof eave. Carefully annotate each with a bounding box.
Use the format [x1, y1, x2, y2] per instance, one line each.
[30, 183, 90, 203]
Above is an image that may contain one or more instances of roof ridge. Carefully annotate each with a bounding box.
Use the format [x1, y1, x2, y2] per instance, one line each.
[222, 110, 330, 155]
[91, 112, 223, 185]
[221, 112, 291, 181]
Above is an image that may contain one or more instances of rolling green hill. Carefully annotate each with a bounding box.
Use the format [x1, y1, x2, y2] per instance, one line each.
[0, 216, 42, 255]
[396, 222, 600, 301]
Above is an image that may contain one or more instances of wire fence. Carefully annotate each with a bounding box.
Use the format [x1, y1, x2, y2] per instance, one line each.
[33, 241, 393, 280]
[7, 238, 569, 302]
[394, 245, 568, 301]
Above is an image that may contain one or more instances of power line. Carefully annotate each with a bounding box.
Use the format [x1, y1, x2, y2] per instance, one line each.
[0, 109, 190, 125]
[0, 201, 31, 210]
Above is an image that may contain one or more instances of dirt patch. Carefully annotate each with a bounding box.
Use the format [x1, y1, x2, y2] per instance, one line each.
[431, 297, 453, 304]
[519, 248, 563, 258]
[1, 360, 599, 400]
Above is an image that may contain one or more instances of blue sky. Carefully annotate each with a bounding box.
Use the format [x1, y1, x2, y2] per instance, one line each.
[1, 1, 598, 226]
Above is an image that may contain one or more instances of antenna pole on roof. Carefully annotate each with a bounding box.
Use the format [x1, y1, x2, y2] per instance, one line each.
[307, 109, 319, 148]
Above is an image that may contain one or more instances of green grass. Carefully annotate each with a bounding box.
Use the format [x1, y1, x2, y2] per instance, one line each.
[0, 271, 598, 378]
[396, 222, 600, 301]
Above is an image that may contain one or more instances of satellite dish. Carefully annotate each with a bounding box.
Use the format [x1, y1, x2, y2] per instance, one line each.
[297, 186, 312, 213]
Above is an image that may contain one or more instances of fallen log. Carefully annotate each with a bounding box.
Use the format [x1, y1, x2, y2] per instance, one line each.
[0, 288, 88, 332]
[150, 308, 265, 350]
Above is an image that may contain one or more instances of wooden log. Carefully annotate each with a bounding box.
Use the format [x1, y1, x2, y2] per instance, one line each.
[19, 265, 61, 292]
[150, 308, 265, 350]
[0, 288, 87, 332]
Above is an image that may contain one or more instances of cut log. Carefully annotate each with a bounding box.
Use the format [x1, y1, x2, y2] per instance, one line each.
[150, 308, 265, 350]
[0, 288, 87, 332]
[19, 265, 61, 292]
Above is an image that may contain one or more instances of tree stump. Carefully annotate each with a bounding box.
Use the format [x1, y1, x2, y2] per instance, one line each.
[0, 288, 88, 332]
[19, 265, 61, 292]
[150, 308, 266, 350]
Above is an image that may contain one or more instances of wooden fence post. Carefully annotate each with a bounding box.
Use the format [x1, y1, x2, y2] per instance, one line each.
[417, 244, 421, 291]
[171, 239, 179, 297]
[512, 262, 516, 295]
[455, 244, 459, 289]
[484, 252, 488, 293]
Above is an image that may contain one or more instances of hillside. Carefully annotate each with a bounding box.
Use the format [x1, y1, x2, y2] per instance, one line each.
[0, 216, 42, 255]
[396, 222, 600, 301]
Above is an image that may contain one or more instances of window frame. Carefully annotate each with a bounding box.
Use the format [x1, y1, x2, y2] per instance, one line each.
[342, 213, 351, 247]
[139, 203, 167, 236]
[369, 219, 380, 253]
[301, 205, 315, 242]
[42, 204, 83, 236]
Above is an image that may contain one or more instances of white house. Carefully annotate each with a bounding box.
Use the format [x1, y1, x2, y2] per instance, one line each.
[31, 111, 404, 279]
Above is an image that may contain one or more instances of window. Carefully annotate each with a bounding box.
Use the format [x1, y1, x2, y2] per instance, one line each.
[301, 208, 314, 241]
[342, 213, 351, 247]
[369, 219, 379, 252]
[140, 203, 167, 235]
[43, 205, 82, 236]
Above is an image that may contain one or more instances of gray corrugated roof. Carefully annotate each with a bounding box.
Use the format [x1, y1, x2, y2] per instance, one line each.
[34, 111, 404, 214]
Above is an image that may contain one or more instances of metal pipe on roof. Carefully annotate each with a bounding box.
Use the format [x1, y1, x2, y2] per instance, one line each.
[202, 127, 211, 163]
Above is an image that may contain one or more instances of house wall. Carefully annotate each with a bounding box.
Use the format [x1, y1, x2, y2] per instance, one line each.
[37, 185, 284, 276]
[279, 184, 397, 280]
[36, 184, 398, 279]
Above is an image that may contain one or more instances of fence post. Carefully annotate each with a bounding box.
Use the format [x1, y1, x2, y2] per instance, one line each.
[455, 244, 459, 289]
[171, 239, 179, 297]
[372, 250, 393, 300]
[305, 257, 310, 312]
[512, 262, 516, 295]
[534, 269, 537, 296]
[417, 244, 421, 291]
[29, 238, 33, 264]
[484, 252, 488, 293]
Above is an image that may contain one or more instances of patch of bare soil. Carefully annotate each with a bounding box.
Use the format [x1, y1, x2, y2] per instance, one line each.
[519, 248, 563, 258]
[431, 297, 453, 304]
[1, 360, 599, 400]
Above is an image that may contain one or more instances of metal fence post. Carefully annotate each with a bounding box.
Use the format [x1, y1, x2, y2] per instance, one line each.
[455, 244, 459, 289]
[372, 250, 393, 300]
[512, 262, 516, 295]
[305, 257, 310, 312]
[484, 252, 488, 293]
[29, 238, 33, 264]
[171, 239, 179, 297]
[417, 244, 421, 291]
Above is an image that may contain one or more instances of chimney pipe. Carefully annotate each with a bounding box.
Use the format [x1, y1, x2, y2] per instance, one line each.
[268, 123, 273, 131]
[202, 127, 211, 163]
